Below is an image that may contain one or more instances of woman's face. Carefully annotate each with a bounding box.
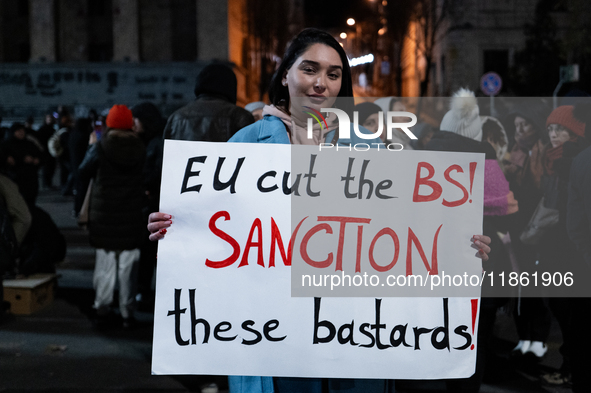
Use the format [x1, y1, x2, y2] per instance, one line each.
[514, 116, 537, 143]
[283, 43, 343, 112]
[13, 128, 26, 140]
[390, 101, 408, 123]
[132, 117, 144, 134]
[362, 113, 382, 140]
[547, 123, 571, 148]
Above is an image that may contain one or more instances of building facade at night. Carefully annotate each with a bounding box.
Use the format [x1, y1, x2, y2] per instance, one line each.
[0, 0, 582, 123]
[401, 0, 572, 97]
[0, 0, 306, 121]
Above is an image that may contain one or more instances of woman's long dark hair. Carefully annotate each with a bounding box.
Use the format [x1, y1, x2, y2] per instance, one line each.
[268, 28, 353, 111]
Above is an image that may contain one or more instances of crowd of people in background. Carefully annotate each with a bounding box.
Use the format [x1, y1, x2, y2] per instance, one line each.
[1, 53, 591, 392]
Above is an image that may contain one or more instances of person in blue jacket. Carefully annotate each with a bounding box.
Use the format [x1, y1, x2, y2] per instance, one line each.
[149, 28, 492, 393]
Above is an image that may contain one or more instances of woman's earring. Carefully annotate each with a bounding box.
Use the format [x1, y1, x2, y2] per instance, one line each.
[282, 81, 287, 86]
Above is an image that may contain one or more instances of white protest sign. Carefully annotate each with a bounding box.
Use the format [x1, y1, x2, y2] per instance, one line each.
[152, 141, 484, 379]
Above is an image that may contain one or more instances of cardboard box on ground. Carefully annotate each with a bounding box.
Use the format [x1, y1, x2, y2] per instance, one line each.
[2, 274, 57, 315]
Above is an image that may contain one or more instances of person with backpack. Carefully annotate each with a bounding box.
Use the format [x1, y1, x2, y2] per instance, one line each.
[79, 104, 146, 329]
[0, 172, 32, 319]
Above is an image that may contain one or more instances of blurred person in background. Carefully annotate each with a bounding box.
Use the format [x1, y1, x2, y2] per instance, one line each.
[537, 105, 588, 387]
[374, 97, 414, 149]
[163, 62, 254, 142]
[0, 171, 31, 320]
[131, 102, 166, 310]
[36, 113, 58, 189]
[503, 103, 552, 363]
[0, 123, 41, 208]
[48, 109, 75, 196]
[480, 116, 509, 170]
[354, 101, 384, 141]
[389, 98, 414, 150]
[0, 130, 62, 280]
[426, 88, 517, 392]
[409, 123, 436, 150]
[17, 205, 66, 277]
[79, 105, 146, 329]
[23, 116, 44, 155]
[70, 118, 93, 216]
[245, 101, 266, 121]
[0, 172, 31, 259]
[24, 115, 35, 135]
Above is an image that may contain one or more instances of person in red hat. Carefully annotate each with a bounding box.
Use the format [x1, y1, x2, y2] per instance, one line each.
[78, 104, 146, 329]
[537, 105, 587, 387]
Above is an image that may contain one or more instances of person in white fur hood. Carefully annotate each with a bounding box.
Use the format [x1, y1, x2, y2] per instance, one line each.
[425, 87, 519, 392]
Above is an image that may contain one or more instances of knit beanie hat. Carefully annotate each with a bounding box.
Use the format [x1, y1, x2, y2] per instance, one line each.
[546, 105, 585, 137]
[131, 102, 165, 138]
[194, 63, 237, 104]
[106, 104, 133, 130]
[245, 101, 266, 113]
[440, 88, 482, 141]
[510, 101, 550, 134]
[354, 102, 382, 124]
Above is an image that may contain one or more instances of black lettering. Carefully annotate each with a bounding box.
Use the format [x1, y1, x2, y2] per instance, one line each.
[376, 179, 395, 199]
[257, 171, 278, 193]
[213, 157, 245, 194]
[337, 321, 358, 345]
[413, 327, 434, 350]
[263, 320, 286, 342]
[359, 323, 376, 348]
[313, 297, 335, 343]
[181, 156, 207, 193]
[371, 299, 391, 349]
[304, 155, 321, 197]
[453, 326, 472, 350]
[167, 288, 189, 346]
[214, 321, 237, 341]
[282, 172, 301, 196]
[358, 160, 374, 199]
[341, 157, 357, 198]
[241, 320, 262, 345]
[189, 288, 210, 344]
[389, 324, 412, 347]
[431, 298, 450, 351]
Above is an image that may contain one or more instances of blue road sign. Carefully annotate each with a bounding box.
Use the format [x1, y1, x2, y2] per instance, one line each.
[480, 72, 502, 96]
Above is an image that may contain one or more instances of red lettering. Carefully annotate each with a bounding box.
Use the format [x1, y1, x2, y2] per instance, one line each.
[442, 165, 469, 207]
[318, 216, 371, 271]
[269, 216, 308, 267]
[300, 223, 334, 268]
[356, 226, 363, 273]
[205, 211, 241, 268]
[239, 218, 264, 267]
[369, 228, 400, 272]
[405, 225, 443, 275]
[412, 162, 443, 202]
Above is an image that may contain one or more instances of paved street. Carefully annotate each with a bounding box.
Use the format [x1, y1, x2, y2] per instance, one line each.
[0, 187, 574, 392]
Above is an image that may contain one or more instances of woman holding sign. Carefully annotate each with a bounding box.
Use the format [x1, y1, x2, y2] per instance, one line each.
[149, 28, 491, 393]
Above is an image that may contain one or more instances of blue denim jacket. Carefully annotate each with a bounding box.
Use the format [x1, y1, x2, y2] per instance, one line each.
[227, 115, 391, 393]
[228, 114, 383, 146]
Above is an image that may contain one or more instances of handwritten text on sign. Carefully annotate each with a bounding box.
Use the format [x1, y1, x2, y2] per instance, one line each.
[152, 141, 483, 379]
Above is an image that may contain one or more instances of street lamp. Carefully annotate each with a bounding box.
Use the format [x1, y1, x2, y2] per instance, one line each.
[340, 32, 347, 39]
[346, 18, 361, 56]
